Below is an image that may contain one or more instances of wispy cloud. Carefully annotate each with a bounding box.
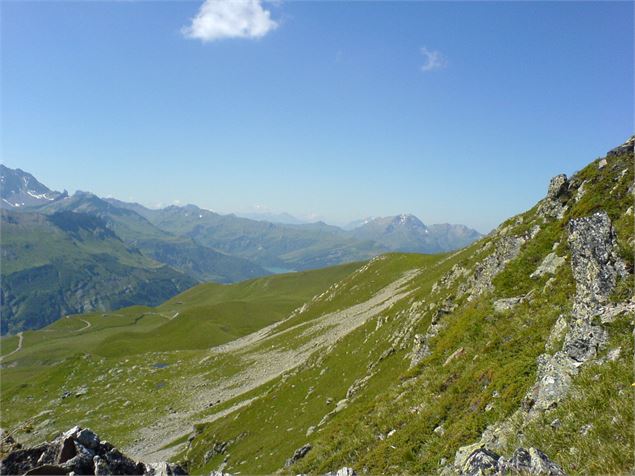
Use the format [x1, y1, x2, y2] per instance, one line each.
[420, 46, 447, 72]
[182, 0, 278, 42]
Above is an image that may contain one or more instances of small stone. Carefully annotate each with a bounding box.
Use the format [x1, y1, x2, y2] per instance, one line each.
[493, 297, 523, 313]
[598, 158, 607, 169]
[75, 386, 88, 397]
[305, 426, 315, 437]
[579, 424, 593, 436]
[550, 419, 561, 429]
[607, 347, 621, 362]
[485, 403, 494, 412]
[324, 468, 357, 476]
[433, 425, 445, 436]
[334, 399, 348, 413]
[443, 347, 465, 367]
[530, 252, 566, 279]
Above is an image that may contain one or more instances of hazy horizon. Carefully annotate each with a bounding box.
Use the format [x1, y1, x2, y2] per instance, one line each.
[2, 1, 633, 233]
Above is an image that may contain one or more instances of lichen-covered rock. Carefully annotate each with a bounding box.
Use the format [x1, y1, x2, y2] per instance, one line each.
[503, 447, 566, 475]
[454, 442, 483, 470]
[461, 448, 500, 475]
[567, 211, 627, 315]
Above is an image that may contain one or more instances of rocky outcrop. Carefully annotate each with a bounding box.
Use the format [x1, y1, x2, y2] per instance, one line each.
[606, 135, 634, 157]
[459, 234, 532, 301]
[504, 447, 567, 475]
[453, 203, 633, 473]
[456, 445, 566, 475]
[0, 427, 186, 476]
[567, 211, 627, 315]
[538, 174, 570, 219]
[524, 211, 628, 414]
[284, 444, 311, 467]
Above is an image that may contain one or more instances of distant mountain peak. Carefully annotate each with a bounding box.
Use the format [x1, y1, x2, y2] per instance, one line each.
[392, 213, 426, 227]
[0, 164, 66, 209]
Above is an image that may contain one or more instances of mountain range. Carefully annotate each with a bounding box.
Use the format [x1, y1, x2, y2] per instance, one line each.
[0, 165, 482, 334]
[1, 137, 632, 476]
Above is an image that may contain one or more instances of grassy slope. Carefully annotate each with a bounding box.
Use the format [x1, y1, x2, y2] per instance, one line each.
[180, 148, 633, 475]
[285, 150, 634, 475]
[0, 262, 359, 446]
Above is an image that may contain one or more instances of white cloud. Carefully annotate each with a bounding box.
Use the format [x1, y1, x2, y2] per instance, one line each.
[183, 0, 278, 42]
[420, 46, 447, 72]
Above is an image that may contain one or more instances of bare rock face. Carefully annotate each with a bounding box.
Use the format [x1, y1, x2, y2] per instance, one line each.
[0, 427, 187, 476]
[567, 211, 627, 315]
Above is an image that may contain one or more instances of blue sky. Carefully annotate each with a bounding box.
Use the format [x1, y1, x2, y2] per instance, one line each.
[1, 1, 633, 232]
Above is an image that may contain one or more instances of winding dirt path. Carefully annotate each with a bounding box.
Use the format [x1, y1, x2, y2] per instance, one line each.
[0, 332, 24, 362]
[73, 319, 92, 332]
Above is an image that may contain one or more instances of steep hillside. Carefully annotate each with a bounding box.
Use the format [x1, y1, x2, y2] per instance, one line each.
[181, 137, 633, 475]
[1, 137, 632, 476]
[0, 210, 195, 334]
